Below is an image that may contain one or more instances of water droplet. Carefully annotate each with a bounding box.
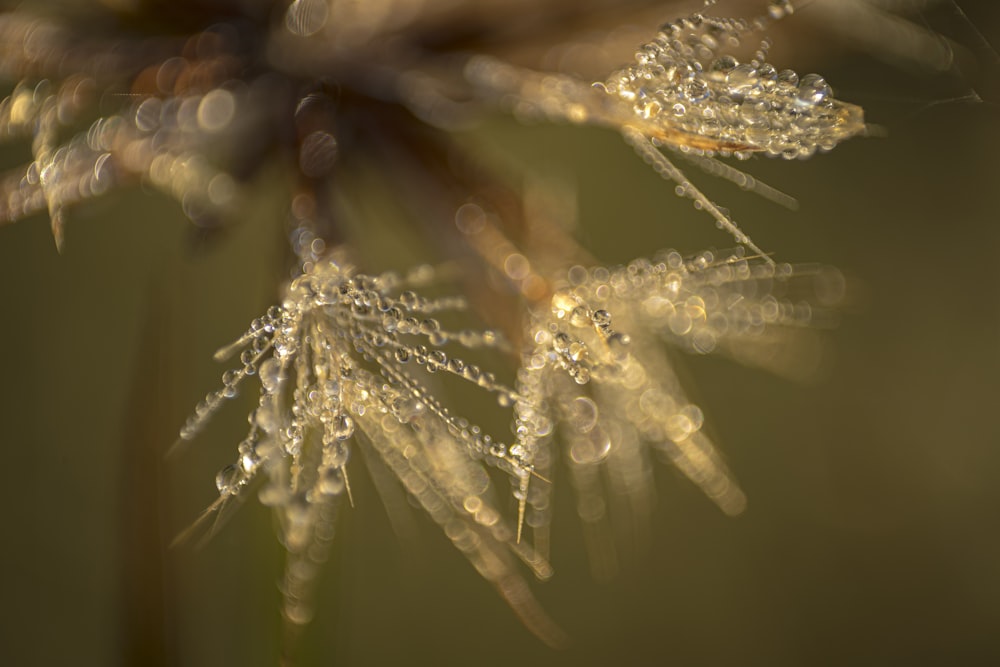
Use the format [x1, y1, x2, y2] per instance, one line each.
[285, 0, 329, 37]
[222, 369, 239, 388]
[708, 56, 738, 78]
[399, 291, 419, 309]
[455, 202, 486, 234]
[427, 349, 447, 372]
[768, 0, 794, 20]
[393, 397, 424, 422]
[569, 306, 590, 327]
[795, 74, 831, 107]
[606, 332, 631, 360]
[285, 424, 303, 456]
[381, 308, 402, 333]
[216, 464, 244, 496]
[726, 64, 760, 98]
[776, 69, 799, 89]
[757, 63, 778, 87]
[239, 449, 260, 474]
[682, 78, 710, 102]
[317, 466, 345, 495]
[299, 130, 338, 178]
[134, 98, 162, 132]
[332, 413, 355, 441]
[324, 439, 350, 467]
[197, 89, 235, 133]
[570, 367, 591, 385]
[591, 309, 612, 327]
[569, 426, 611, 464]
[478, 371, 496, 390]
[414, 345, 428, 365]
[637, 99, 661, 120]
[567, 396, 599, 433]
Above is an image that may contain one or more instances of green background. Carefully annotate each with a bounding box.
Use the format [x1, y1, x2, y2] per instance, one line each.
[1, 2, 999, 665]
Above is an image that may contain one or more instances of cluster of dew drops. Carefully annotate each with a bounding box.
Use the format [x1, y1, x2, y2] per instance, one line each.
[601, 0, 863, 160]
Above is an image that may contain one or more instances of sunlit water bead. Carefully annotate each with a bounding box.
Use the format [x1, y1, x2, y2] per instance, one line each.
[664, 404, 704, 442]
[257, 357, 284, 394]
[316, 466, 346, 496]
[196, 88, 236, 133]
[215, 462, 247, 496]
[682, 77, 710, 103]
[768, 0, 795, 20]
[298, 130, 338, 178]
[725, 63, 762, 100]
[285, 0, 330, 37]
[330, 413, 355, 441]
[707, 54, 738, 82]
[591, 309, 612, 328]
[567, 422, 612, 466]
[565, 396, 599, 433]
[604, 7, 866, 164]
[239, 439, 262, 476]
[133, 97, 161, 133]
[322, 424, 354, 468]
[794, 73, 832, 107]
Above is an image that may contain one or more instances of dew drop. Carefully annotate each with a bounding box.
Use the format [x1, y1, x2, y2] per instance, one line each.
[768, 0, 794, 20]
[567, 396, 599, 434]
[776, 69, 799, 89]
[299, 130, 338, 178]
[240, 449, 261, 475]
[478, 371, 496, 390]
[215, 464, 244, 496]
[197, 89, 235, 133]
[795, 74, 831, 107]
[399, 291, 419, 309]
[569, 426, 612, 465]
[570, 367, 591, 385]
[381, 308, 402, 332]
[333, 413, 355, 440]
[135, 98, 162, 133]
[455, 202, 487, 234]
[726, 64, 760, 98]
[606, 332, 631, 360]
[591, 309, 612, 327]
[708, 56, 738, 77]
[682, 78, 710, 102]
[317, 466, 345, 495]
[569, 307, 590, 328]
[325, 441, 350, 467]
[285, 0, 329, 36]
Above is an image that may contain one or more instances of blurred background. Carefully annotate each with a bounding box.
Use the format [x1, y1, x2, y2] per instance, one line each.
[0, 1, 998, 665]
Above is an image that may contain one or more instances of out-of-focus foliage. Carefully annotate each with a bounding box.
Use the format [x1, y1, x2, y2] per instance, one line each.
[0, 1, 998, 666]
